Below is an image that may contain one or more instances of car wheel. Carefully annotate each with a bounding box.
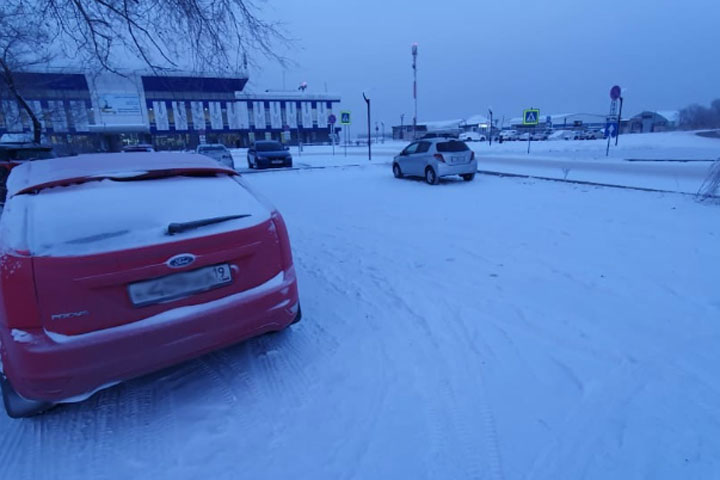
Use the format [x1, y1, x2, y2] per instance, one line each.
[393, 163, 403, 178]
[461, 173, 475, 182]
[1, 375, 53, 418]
[425, 167, 439, 185]
[247, 157, 254, 169]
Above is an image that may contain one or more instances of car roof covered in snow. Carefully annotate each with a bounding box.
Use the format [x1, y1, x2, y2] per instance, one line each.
[6, 152, 237, 198]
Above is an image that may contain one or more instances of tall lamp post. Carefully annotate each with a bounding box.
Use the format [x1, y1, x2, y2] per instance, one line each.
[412, 42, 418, 140]
[400, 114, 405, 140]
[363, 92, 371, 161]
[488, 108, 493, 146]
[381, 122, 385, 143]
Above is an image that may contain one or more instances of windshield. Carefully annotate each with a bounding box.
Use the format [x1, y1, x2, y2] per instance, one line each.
[255, 142, 284, 151]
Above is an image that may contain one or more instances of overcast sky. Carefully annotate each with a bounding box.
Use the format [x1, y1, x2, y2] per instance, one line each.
[249, 0, 720, 128]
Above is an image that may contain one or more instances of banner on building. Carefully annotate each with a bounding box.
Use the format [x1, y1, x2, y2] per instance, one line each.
[191, 101, 205, 130]
[153, 101, 169, 131]
[270, 102, 282, 129]
[209, 102, 223, 130]
[301, 102, 313, 128]
[285, 102, 298, 129]
[69, 100, 89, 132]
[172, 101, 188, 131]
[253, 101, 266, 129]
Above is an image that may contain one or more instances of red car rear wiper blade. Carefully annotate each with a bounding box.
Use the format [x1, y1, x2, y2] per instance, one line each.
[167, 214, 251, 235]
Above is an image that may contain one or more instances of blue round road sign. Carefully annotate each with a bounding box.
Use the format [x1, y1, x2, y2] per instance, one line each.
[610, 85, 621, 100]
[328, 114, 337, 125]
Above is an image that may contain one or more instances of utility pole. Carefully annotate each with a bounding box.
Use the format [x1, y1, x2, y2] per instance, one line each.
[412, 42, 418, 140]
[381, 122, 385, 144]
[363, 92, 371, 161]
[400, 113, 405, 140]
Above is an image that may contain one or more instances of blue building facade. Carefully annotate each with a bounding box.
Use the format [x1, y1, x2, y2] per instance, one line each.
[0, 70, 341, 151]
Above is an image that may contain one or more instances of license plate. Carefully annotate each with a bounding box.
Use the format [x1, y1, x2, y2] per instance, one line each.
[451, 156, 464, 164]
[128, 263, 233, 307]
[272, 160, 284, 164]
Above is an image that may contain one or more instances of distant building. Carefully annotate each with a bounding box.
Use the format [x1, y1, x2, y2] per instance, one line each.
[628, 111, 679, 133]
[392, 114, 492, 141]
[0, 69, 341, 152]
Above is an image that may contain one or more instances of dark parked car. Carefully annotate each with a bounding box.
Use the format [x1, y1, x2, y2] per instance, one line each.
[247, 141, 293, 169]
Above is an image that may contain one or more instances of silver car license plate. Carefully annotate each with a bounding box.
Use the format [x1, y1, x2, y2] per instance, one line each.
[128, 263, 233, 307]
[451, 156, 464, 164]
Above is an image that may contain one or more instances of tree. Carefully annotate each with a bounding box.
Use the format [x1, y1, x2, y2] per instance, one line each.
[0, 0, 286, 143]
[679, 99, 720, 130]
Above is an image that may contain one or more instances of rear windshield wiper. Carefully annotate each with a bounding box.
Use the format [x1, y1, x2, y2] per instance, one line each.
[167, 214, 251, 235]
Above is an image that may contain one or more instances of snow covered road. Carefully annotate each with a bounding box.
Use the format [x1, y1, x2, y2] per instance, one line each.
[1, 165, 719, 479]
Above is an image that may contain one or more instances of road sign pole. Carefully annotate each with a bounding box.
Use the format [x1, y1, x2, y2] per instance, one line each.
[527, 128, 531, 154]
[615, 96, 624, 147]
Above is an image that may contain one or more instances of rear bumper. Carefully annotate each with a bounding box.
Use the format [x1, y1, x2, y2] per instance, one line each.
[437, 160, 477, 177]
[0, 268, 299, 403]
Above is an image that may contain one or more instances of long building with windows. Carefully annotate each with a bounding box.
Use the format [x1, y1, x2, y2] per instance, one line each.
[0, 69, 341, 152]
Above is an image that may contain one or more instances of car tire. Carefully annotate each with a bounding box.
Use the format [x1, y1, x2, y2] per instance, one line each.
[393, 163, 403, 178]
[461, 173, 475, 182]
[425, 167, 439, 185]
[247, 158, 254, 169]
[1, 375, 54, 418]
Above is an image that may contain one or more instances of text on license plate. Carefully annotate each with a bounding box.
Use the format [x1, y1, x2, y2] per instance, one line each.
[128, 263, 233, 307]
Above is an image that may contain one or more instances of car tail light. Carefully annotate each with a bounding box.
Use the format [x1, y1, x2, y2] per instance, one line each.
[434, 154, 445, 163]
[470, 151, 475, 161]
[0, 253, 41, 329]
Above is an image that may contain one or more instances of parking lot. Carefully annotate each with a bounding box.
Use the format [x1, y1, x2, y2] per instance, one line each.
[1, 156, 718, 479]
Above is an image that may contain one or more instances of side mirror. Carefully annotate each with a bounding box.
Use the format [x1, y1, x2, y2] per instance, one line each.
[284, 146, 290, 151]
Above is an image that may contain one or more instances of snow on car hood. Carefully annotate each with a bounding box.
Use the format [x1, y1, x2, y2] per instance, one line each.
[0, 175, 271, 257]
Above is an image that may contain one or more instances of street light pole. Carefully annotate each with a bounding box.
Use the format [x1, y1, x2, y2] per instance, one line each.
[412, 43, 418, 140]
[400, 114, 405, 140]
[363, 92, 371, 161]
[488, 108, 493, 147]
[381, 122, 385, 144]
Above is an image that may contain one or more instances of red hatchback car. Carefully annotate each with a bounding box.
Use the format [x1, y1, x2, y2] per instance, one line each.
[0, 152, 300, 417]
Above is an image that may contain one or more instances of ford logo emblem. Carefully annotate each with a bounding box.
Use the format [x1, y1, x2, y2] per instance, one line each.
[167, 254, 196, 269]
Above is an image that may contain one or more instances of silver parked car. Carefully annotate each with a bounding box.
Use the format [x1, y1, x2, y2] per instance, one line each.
[196, 143, 234, 169]
[392, 138, 477, 185]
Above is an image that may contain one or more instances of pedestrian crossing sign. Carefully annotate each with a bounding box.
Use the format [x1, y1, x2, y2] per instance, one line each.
[523, 109, 540, 125]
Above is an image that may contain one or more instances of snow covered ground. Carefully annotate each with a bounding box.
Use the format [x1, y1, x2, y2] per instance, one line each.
[1, 161, 718, 479]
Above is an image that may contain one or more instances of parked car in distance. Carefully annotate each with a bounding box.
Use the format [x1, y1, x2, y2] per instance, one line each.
[517, 132, 531, 141]
[548, 130, 575, 141]
[196, 143, 234, 169]
[531, 131, 550, 141]
[0, 152, 301, 417]
[459, 131, 486, 142]
[584, 129, 605, 140]
[247, 141, 293, 169]
[122, 144, 155, 153]
[499, 130, 519, 142]
[393, 138, 477, 185]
